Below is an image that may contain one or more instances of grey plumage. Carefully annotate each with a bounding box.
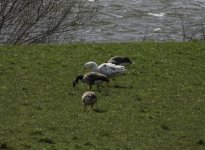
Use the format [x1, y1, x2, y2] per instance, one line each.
[82, 91, 97, 110]
[107, 56, 133, 66]
[73, 72, 109, 91]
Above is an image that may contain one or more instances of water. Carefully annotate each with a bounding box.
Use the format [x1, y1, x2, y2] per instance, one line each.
[65, 0, 205, 43]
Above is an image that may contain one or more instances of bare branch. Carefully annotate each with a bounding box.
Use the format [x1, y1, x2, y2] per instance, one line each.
[179, 16, 186, 42]
[0, 0, 99, 44]
[142, 26, 149, 41]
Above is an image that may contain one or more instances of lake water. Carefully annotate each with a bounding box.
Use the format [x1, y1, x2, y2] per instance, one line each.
[60, 0, 205, 43]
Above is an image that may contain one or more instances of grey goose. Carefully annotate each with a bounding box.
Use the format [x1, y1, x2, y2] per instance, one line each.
[73, 72, 109, 92]
[82, 91, 97, 110]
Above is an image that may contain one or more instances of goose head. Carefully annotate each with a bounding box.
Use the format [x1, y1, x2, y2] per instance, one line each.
[73, 75, 83, 88]
[84, 61, 99, 72]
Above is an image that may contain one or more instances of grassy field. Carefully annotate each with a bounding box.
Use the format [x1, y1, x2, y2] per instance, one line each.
[0, 42, 205, 150]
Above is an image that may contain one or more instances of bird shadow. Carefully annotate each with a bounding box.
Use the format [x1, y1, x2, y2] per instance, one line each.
[110, 85, 134, 89]
[93, 108, 107, 113]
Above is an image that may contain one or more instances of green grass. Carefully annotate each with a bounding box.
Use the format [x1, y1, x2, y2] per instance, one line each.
[0, 42, 205, 150]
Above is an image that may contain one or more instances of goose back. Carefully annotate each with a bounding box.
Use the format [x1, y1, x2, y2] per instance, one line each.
[108, 56, 132, 66]
[83, 72, 109, 85]
[98, 63, 126, 78]
[82, 91, 97, 106]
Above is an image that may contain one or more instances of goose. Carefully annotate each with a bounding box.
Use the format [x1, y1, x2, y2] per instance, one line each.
[107, 56, 133, 66]
[82, 91, 97, 110]
[73, 72, 109, 92]
[84, 61, 126, 78]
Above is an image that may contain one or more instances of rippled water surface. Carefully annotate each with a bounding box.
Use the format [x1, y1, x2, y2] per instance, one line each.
[64, 0, 205, 42]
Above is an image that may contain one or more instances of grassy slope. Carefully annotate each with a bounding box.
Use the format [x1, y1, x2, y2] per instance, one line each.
[0, 42, 205, 150]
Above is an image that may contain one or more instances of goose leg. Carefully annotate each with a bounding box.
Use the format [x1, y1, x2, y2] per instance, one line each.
[97, 85, 101, 92]
[89, 85, 92, 90]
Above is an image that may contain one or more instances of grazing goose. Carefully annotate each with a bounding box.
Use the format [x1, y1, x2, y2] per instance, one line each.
[73, 72, 109, 91]
[107, 56, 133, 66]
[82, 91, 97, 110]
[84, 61, 126, 78]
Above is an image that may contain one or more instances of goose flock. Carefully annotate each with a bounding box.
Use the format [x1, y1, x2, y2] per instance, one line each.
[73, 56, 133, 110]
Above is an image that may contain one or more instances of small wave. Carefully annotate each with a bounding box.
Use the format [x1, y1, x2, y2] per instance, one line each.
[147, 12, 166, 17]
[100, 12, 123, 18]
[153, 28, 162, 32]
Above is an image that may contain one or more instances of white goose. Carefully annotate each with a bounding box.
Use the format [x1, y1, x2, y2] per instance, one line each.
[84, 61, 126, 78]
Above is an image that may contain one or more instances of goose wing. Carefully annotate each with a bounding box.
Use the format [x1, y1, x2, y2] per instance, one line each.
[85, 72, 109, 84]
[108, 56, 132, 65]
[98, 63, 126, 77]
[108, 56, 123, 64]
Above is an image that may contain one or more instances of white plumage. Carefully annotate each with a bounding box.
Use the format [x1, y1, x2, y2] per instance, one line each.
[84, 61, 126, 78]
